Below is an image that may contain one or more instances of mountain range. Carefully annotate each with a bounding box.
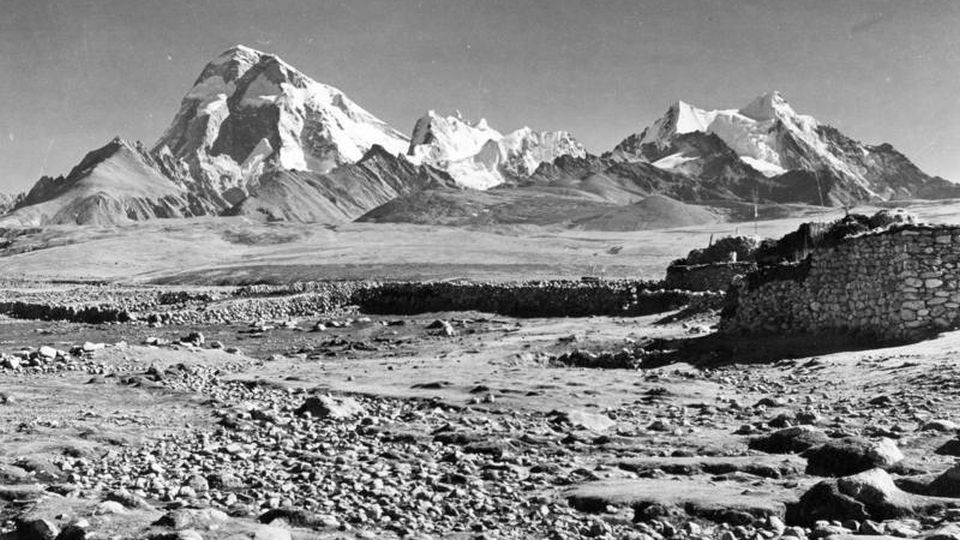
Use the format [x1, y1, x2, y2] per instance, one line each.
[2, 44, 956, 228]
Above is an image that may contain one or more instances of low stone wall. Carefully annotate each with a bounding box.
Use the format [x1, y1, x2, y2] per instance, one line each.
[0, 301, 131, 324]
[352, 280, 701, 317]
[0, 280, 714, 325]
[664, 262, 757, 292]
[721, 225, 960, 340]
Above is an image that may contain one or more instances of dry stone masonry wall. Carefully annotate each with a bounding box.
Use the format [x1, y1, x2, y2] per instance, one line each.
[0, 279, 721, 325]
[721, 225, 960, 340]
[664, 262, 757, 292]
[353, 280, 708, 318]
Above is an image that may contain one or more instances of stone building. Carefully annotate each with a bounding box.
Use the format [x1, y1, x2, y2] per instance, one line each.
[720, 224, 960, 340]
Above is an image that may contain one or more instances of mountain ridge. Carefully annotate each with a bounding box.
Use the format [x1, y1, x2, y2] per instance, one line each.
[4, 46, 956, 228]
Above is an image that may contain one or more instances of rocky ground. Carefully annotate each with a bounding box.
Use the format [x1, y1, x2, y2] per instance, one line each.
[2, 286, 960, 539]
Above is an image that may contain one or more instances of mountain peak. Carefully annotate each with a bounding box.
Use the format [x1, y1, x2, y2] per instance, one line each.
[740, 90, 795, 121]
[153, 45, 410, 206]
[214, 44, 266, 63]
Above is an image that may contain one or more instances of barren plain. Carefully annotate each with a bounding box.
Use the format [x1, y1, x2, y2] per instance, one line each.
[2, 200, 960, 539]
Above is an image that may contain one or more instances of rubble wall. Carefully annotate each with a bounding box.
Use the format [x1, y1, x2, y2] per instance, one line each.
[353, 280, 712, 318]
[720, 226, 960, 340]
[664, 262, 757, 292]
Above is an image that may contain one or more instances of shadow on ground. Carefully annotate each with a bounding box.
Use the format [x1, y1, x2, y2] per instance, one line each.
[647, 331, 921, 369]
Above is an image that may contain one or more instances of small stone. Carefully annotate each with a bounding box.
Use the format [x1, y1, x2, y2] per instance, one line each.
[295, 395, 365, 420]
[95, 500, 127, 515]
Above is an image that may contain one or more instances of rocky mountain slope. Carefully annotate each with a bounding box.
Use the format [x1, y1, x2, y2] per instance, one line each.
[225, 145, 455, 222]
[0, 138, 214, 226]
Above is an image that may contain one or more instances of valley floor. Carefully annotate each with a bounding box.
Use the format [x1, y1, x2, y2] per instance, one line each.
[1, 292, 960, 539]
[2, 200, 960, 538]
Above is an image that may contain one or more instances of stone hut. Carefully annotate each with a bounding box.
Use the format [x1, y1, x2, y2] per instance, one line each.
[720, 224, 960, 340]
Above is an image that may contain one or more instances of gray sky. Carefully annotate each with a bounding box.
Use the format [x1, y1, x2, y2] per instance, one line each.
[1, 0, 958, 191]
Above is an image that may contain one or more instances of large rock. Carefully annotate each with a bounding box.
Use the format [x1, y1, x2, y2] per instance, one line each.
[295, 395, 365, 420]
[804, 437, 904, 476]
[567, 478, 791, 524]
[749, 426, 830, 454]
[927, 464, 960, 497]
[15, 518, 59, 540]
[935, 437, 960, 456]
[788, 468, 947, 525]
[154, 508, 229, 530]
[924, 524, 960, 540]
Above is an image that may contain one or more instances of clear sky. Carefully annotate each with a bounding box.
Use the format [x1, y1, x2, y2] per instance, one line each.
[1, 0, 958, 191]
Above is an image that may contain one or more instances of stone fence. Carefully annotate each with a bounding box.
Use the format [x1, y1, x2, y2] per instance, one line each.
[353, 280, 708, 318]
[720, 225, 960, 340]
[664, 262, 757, 292]
[0, 279, 721, 325]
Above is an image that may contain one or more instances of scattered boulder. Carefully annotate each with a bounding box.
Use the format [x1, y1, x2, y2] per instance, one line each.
[258, 507, 339, 529]
[926, 464, 960, 497]
[922, 420, 959, 432]
[180, 332, 205, 347]
[804, 437, 904, 477]
[16, 518, 60, 540]
[427, 319, 457, 337]
[154, 508, 228, 530]
[81, 342, 105, 353]
[749, 426, 830, 454]
[788, 468, 946, 525]
[295, 395, 365, 420]
[548, 410, 616, 432]
[936, 438, 960, 456]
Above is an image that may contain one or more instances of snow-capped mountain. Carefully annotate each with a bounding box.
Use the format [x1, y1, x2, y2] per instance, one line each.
[6, 47, 957, 228]
[610, 92, 824, 177]
[153, 45, 410, 206]
[406, 111, 586, 189]
[607, 91, 959, 204]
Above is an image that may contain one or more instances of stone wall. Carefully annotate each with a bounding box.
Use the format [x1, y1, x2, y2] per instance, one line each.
[664, 262, 757, 292]
[352, 280, 711, 318]
[0, 280, 720, 325]
[721, 225, 960, 340]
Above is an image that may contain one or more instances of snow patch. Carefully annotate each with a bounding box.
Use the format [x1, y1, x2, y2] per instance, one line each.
[740, 156, 786, 177]
[240, 73, 285, 106]
[652, 152, 699, 172]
